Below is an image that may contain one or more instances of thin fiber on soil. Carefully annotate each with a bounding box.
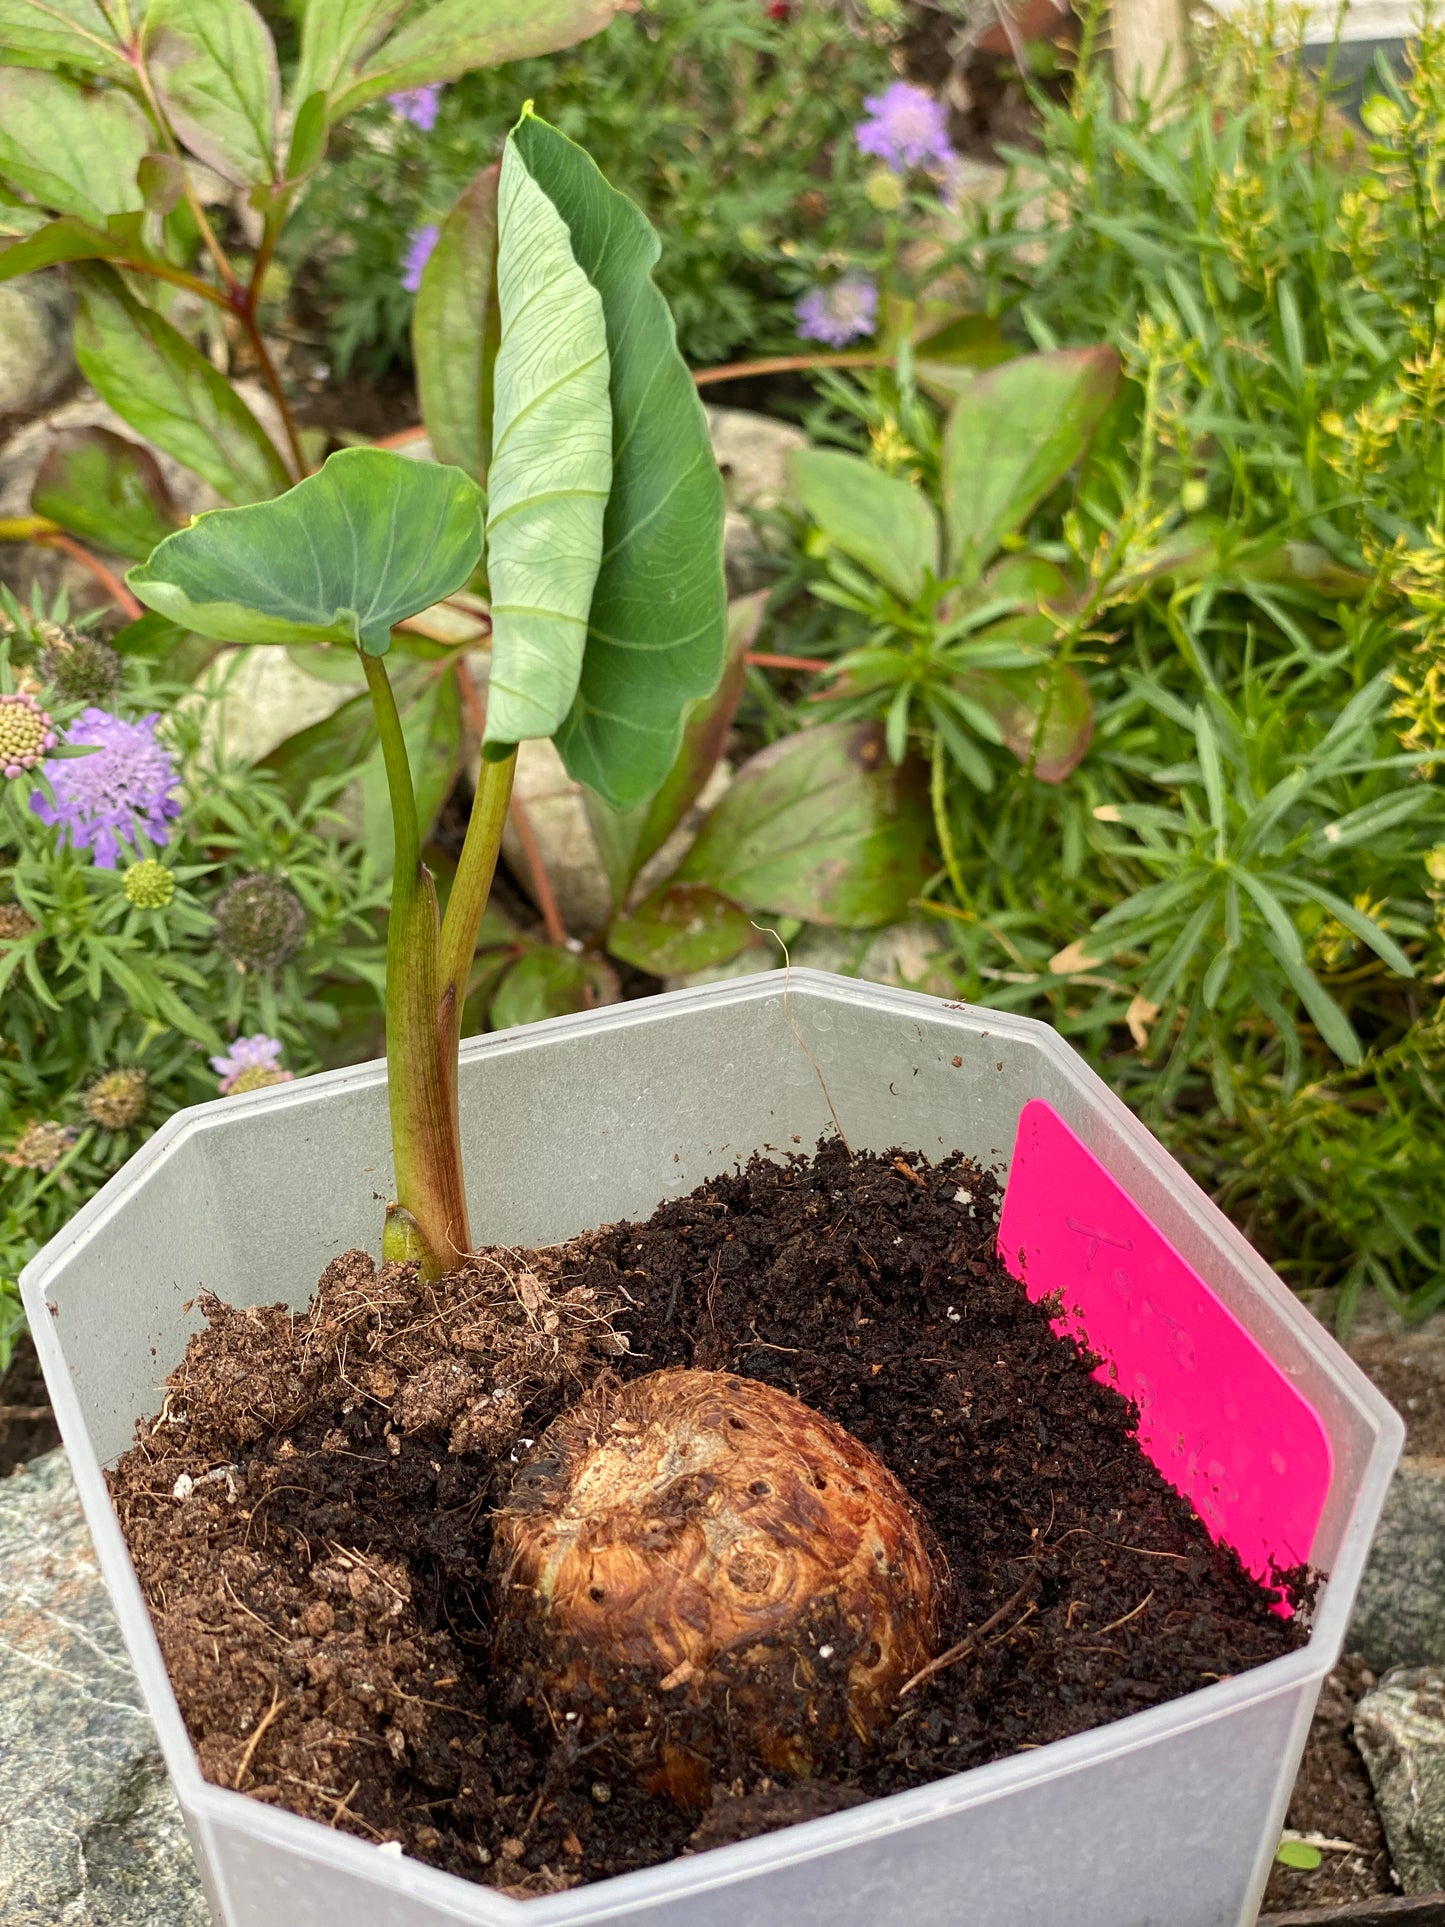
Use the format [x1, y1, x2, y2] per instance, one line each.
[109, 1141, 1306, 1897]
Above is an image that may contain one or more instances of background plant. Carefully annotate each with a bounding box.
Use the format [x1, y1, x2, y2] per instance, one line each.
[0, 589, 385, 1365]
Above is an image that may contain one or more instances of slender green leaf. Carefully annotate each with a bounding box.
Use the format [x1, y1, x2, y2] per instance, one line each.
[285, 90, 329, 180]
[1194, 704, 1227, 843]
[1295, 883, 1415, 977]
[414, 163, 500, 481]
[1234, 866, 1304, 964]
[0, 213, 147, 282]
[143, 0, 280, 186]
[514, 113, 728, 809]
[791, 448, 939, 604]
[1308, 789, 1435, 854]
[129, 448, 485, 652]
[0, 70, 149, 224]
[940, 346, 1120, 576]
[482, 130, 611, 748]
[676, 721, 931, 928]
[607, 883, 756, 976]
[72, 267, 291, 504]
[333, 0, 617, 117]
[31, 426, 182, 558]
[1268, 938, 1361, 1065]
[585, 589, 763, 905]
[0, 0, 129, 76]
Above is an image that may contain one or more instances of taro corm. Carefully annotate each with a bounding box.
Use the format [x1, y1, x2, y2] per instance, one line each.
[127, 112, 932, 1803]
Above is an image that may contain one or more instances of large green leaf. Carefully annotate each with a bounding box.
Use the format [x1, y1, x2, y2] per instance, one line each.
[128, 448, 485, 652]
[0, 70, 150, 224]
[481, 131, 611, 748]
[0, 0, 129, 75]
[791, 448, 939, 604]
[676, 722, 931, 928]
[143, 0, 281, 187]
[585, 588, 764, 906]
[333, 0, 617, 117]
[72, 267, 292, 504]
[607, 883, 756, 977]
[941, 346, 1119, 578]
[413, 163, 499, 481]
[514, 114, 727, 811]
[489, 942, 616, 1030]
[31, 426, 182, 559]
[292, 0, 408, 111]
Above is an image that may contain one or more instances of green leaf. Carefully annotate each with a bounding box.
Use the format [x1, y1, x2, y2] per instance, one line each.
[413, 163, 500, 481]
[584, 588, 764, 905]
[1269, 939, 1361, 1065]
[607, 883, 756, 976]
[31, 426, 182, 559]
[0, 214, 145, 282]
[482, 129, 612, 748]
[129, 447, 485, 652]
[1296, 883, 1415, 977]
[72, 267, 292, 504]
[791, 448, 939, 604]
[143, 0, 280, 187]
[360, 663, 462, 876]
[941, 346, 1120, 577]
[1274, 1841, 1323, 1873]
[293, 0, 408, 110]
[259, 683, 373, 795]
[489, 943, 614, 1029]
[285, 90, 329, 180]
[676, 721, 931, 928]
[955, 659, 1094, 783]
[0, 0, 129, 76]
[333, 0, 618, 117]
[984, 553, 1073, 609]
[514, 113, 728, 810]
[0, 70, 150, 224]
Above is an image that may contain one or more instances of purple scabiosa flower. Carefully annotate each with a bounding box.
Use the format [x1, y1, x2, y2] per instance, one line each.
[31, 708, 181, 869]
[388, 83, 443, 131]
[401, 223, 440, 293]
[856, 81, 954, 173]
[795, 273, 878, 347]
[211, 1034, 296, 1097]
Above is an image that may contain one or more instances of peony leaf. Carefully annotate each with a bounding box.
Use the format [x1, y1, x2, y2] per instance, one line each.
[606, 883, 758, 977]
[0, 0, 130, 76]
[143, 0, 280, 186]
[0, 69, 150, 224]
[332, 0, 618, 117]
[31, 426, 182, 559]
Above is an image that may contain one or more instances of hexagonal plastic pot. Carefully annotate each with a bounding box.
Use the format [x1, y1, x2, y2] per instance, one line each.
[23, 970, 1401, 1927]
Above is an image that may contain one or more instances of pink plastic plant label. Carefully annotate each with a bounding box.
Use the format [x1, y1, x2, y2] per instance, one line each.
[996, 1099, 1332, 1598]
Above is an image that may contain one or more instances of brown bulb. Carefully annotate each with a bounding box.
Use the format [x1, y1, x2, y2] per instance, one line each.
[490, 1368, 937, 1808]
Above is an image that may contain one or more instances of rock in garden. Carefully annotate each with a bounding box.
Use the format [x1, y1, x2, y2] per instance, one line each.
[705, 405, 808, 593]
[1348, 1459, 1445, 1670]
[0, 1449, 208, 1927]
[0, 278, 75, 419]
[1354, 1665, 1445, 1893]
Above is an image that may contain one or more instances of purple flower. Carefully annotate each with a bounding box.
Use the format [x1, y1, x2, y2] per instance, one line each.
[388, 84, 443, 131]
[211, 1034, 295, 1097]
[856, 81, 954, 173]
[795, 274, 878, 347]
[31, 708, 181, 869]
[401, 222, 440, 293]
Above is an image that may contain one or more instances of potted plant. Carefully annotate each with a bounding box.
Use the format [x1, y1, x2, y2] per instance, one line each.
[23, 114, 1402, 1927]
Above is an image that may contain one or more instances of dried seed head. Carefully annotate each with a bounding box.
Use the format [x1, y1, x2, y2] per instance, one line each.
[0, 691, 57, 779]
[491, 1368, 937, 1808]
[212, 872, 307, 971]
[123, 858, 175, 908]
[0, 900, 39, 942]
[41, 630, 122, 707]
[83, 1067, 149, 1130]
[2, 1119, 79, 1172]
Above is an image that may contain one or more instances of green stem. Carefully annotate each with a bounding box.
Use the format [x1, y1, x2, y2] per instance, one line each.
[362, 650, 468, 1278]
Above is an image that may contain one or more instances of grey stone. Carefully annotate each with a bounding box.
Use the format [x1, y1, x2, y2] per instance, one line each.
[1355, 1666, 1445, 1893]
[0, 1449, 209, 1927]
[1348, 1459, 1445, 1671]
[704, 405, 808, 593]
[0, 277, 76, 418]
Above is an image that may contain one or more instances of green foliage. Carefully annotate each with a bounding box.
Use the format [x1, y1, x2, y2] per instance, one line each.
[283, 0, 904, 373]
[0, 592, 386, 1365]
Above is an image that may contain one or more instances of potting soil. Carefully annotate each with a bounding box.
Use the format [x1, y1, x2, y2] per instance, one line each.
[109, 1140, 1306, 1896]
